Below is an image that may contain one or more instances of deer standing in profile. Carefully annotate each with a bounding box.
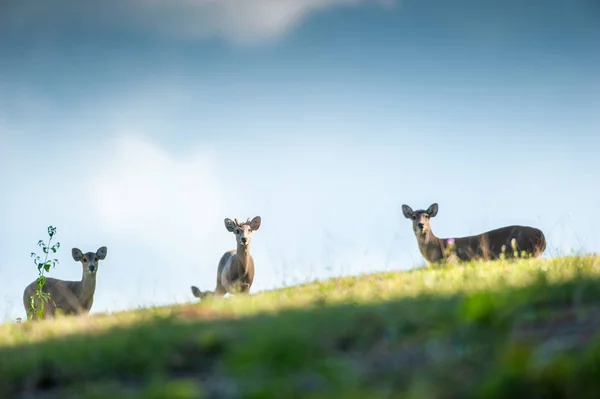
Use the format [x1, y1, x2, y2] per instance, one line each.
[191, 216, 261, 299]
[402, 203, 546, 265]
[23, 246, 107, 320]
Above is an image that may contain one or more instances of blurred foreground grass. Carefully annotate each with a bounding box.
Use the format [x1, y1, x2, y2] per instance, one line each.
[2, 255, 600, 398]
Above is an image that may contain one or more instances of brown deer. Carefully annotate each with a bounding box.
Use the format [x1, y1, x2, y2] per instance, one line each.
[191, 216, 261, 299]
[402, 203, 546, 265]
[23, 246, 107, 320]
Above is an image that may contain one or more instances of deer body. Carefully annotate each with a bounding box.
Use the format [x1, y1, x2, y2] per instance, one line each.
[23, 247, 107, 320]
[215, 246, 255, 295]
[191, 216, 261, 300]
[402, 203, 546, 264]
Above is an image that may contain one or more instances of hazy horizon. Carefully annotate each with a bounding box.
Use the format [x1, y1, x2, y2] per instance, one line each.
[1, 0, 599, 321]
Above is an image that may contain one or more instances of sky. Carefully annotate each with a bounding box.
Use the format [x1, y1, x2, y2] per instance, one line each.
[0, 0, 599, 321]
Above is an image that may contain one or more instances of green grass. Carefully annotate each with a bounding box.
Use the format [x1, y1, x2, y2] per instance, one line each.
[2, 255, 600, 398]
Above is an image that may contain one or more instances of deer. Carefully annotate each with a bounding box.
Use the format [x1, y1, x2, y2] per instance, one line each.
[402, 203, 546, 265]
[23, 246, 107, 320]
[191, 216, 261, 300]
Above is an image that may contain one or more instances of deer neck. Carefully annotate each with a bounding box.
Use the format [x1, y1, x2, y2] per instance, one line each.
[416, 230, 444, 263]
[79, 272, 97, 303]
[236, 243, 252, 272]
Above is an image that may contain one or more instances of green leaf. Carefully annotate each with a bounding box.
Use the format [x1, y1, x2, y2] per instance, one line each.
[44, 263, 51, 272]
[37, 276, 46, 288]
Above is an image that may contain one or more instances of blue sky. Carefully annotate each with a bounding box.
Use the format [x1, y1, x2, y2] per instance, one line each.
[1, 0, 599, 321]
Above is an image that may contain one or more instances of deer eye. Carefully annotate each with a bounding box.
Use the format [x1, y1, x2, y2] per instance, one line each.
[95, 257, 99, 261]
[235, 229, 241, 234]
[424, 214, 430, 219]
[411, 215, 416, 220]
[83, 258, 88, 263]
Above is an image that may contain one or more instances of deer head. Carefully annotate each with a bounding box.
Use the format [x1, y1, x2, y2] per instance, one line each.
[402, 203, 438, 237]
[72, 246, 107, 275]
[224, 216, 261, 247]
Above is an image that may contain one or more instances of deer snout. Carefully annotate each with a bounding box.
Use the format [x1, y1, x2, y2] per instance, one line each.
[88, 265, 96, 272]
[417, 223, 425, 230]
[241, 237, 248, 244]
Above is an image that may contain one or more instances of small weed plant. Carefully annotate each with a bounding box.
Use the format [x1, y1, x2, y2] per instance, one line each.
[28, 226, 60, 320]
[499, 238, 534, 261]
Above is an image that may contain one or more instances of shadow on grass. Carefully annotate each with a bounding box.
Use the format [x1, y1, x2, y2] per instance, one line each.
[2, 272, 600, 399]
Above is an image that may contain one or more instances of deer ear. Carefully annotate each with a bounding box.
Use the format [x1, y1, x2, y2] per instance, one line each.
[96, 246, 107, 260]
[402, 205, 414, 219]
[249, 216, 261, 231]
[191, 286, 201, 298]
[427, 203, 438, 217]
[224, 218, 236, 232]
[72, 248, 83, 261]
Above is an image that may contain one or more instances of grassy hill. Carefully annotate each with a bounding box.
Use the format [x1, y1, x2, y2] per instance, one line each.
[2, 255, 600, 398]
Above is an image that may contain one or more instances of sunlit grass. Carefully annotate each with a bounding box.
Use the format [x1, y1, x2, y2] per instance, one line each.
[1, 255, 600, 398]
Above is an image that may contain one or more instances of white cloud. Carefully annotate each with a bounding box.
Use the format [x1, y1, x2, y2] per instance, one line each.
[2, 0, 395, 45]
[90, 133, 225, 257]
[85, 133, 232, 309]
